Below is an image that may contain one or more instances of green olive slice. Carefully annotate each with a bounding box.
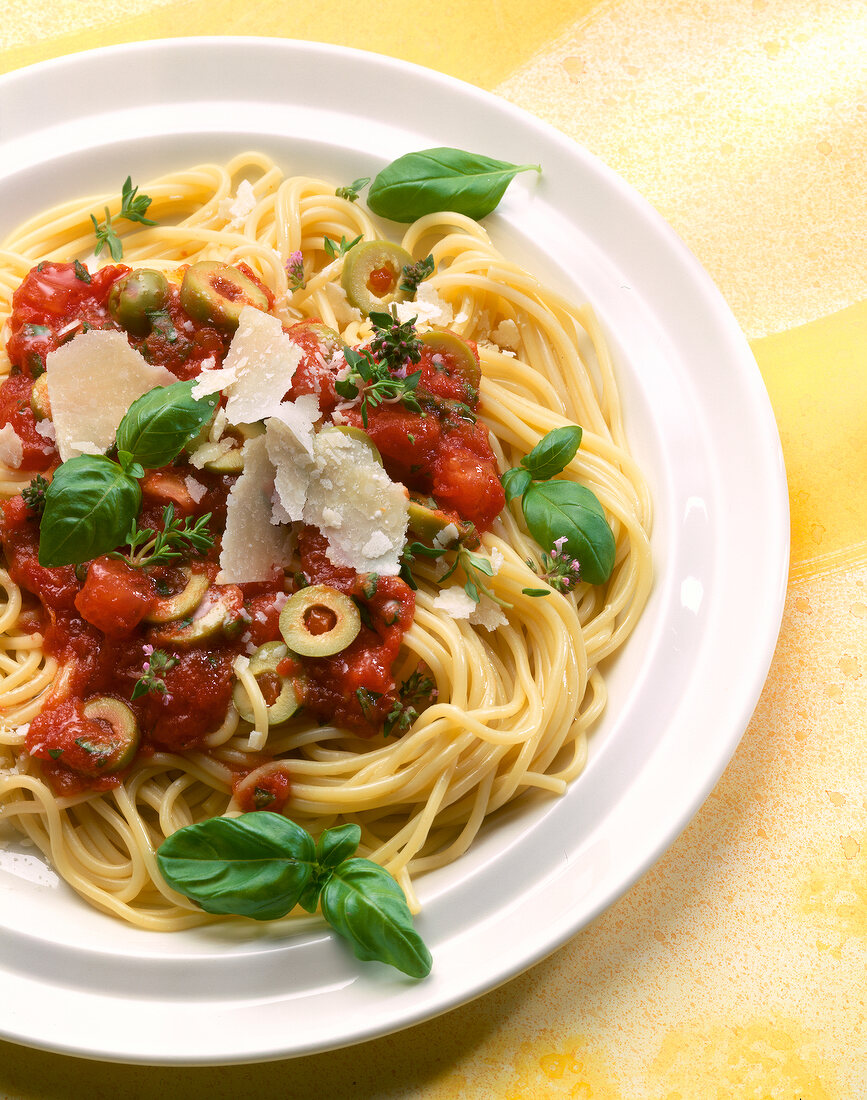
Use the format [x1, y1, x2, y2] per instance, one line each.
[144, 567, 210, 624]
[80, 696, 140, 771]
[420, 329, 482, 392]
[407, 496, 478, 548]
[341, 241, 413, 314]
[291, 319, 346, 357]
[108, 269, 171, 336]
[180, 261, 270, 331]
[279, 584, 361, 657]
[150, 586, 243, 648]
[232, 641, 303, 726]
[30, 373, 51, 421]
[202, 422, 266, 473]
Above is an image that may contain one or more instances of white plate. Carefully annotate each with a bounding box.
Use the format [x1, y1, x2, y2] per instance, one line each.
[0, 38, 788, 1065]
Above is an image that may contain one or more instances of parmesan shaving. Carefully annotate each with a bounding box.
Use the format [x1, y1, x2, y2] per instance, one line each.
[303, 428, 408, 575]
[218, 435, 293, 583]
[47, 330, 176, 461]
[0, 424, 23, 469]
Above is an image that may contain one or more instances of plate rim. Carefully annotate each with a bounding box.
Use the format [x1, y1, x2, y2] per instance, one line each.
[0, 35, 789, 1065]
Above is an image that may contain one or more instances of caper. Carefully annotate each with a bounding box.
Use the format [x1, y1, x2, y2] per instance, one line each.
[420, 329, 482, 393]
[341, 241, 413, 314]
[180, 261, 270, 331]
[279, 584, 361, 658]
[108, 269, 170, 336]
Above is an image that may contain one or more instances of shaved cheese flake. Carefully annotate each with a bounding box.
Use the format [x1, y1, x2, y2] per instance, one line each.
[303, 428, 408, 575]
[184, 476, 207, 504]
[218, 435, 293, 583]
[47, 330, 176, 461]
[431, 587, 508, 631]
[491, 319, 520, 350]
[265, 416, 315, 525]
[393, 282, 454, 329]
[221, 306, 304, 426]
[0, 424, 23, 469]
[431, 586, 476, 618]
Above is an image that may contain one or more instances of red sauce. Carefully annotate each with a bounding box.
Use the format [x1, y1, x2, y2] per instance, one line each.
[0, 374, 57, 471]
[1, 260, 504, 795]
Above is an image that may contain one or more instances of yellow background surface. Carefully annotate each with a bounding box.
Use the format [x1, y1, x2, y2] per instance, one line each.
[1, 1, 865, 1096]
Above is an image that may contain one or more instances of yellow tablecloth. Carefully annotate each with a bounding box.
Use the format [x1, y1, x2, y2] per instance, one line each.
[1, 2, 865, 1096]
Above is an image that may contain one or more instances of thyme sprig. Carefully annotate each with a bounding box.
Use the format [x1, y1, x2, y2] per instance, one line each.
[399, 254, 435, 294]
[90, 176, 156, 261]
[335, 176, 370, 203]
[115, 504, 214, 569]
[21, 474, 49, 516]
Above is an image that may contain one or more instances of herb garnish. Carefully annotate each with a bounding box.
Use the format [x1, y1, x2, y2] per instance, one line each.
[156, 813, 432, 978]
[399, 254, 435, 294]
[116, 504, 214, 569]
[21, 474, 49, 516]
[90, 176, 157, 261]
[130, 646, 178, 700]
[367, 148, 541, 223]
[323, 233, 363, 259]
[384, 668, 437, 737]
[38, 380, 217, 567]
[335, 176, 371, 203]
[334, 311, 424, 428]
[502, 425, 616, 586]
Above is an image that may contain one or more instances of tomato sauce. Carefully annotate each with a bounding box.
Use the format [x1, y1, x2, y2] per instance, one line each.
[0, 256, 503, 796]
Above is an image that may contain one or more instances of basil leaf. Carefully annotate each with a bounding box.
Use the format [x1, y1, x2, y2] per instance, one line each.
[321, 858, 432, 978]
[367, 148, 541, 223]
[317, 823, 362, 871]
[156, 813, 316, 921]
[116, 380, 218, 469]
[501, 466, 533, 503]
[521, 425, 583, 480]
[521, 479, 616, 585]
[38, 455, 141, 566]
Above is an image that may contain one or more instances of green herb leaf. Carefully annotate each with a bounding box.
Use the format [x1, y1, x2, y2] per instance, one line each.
[521, 480, 616, 586]
[115, 380, 218, 469]
[501, 466, 533, 503]
[38, 455, 141, 567]
[156, 813, 317, 921]
[320, 858, 432, 978]
[316, 823, 363, 872]
[118, 504, 214, 569]
[335, 177, 370, 203]
[367, 147, 541, 223]
[520, 425, 583, 480]
[119, 176, 156, 226]
[91, 209, 123, 261]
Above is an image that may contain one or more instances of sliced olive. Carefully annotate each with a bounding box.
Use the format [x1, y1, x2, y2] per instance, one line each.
[232, 641, 304, 727]
[30, 373, 51, 420]
[180, 261, 269, 331]
[291, 319, 346, 358]
[108, 269, 170, 336]
[420, 330, 482, 393]
[202, 422, 265, 473]
[330, 425, 383, 465]
[150, 585, 244, 648]
[80, 696, 140, 771]
[144, 567, 210, 624]
[279, 584, 361, 658]
[341, 241, 413, 315]
[407, 497, 478, 548]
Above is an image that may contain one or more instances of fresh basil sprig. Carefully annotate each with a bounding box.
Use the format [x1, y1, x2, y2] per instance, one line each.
[367, 148, 541, 223]
[502, 426, 616, 586]
[38, 381, 217, 567]
[38, 455, 143, 567]
[116, 380, 217, 469]
[157, 813, 432, 978]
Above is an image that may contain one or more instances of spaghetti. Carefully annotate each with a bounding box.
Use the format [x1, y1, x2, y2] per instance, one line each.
[0, 152, 652, 930]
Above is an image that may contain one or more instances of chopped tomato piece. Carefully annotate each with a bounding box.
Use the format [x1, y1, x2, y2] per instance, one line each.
[74, 556, 156, 637]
